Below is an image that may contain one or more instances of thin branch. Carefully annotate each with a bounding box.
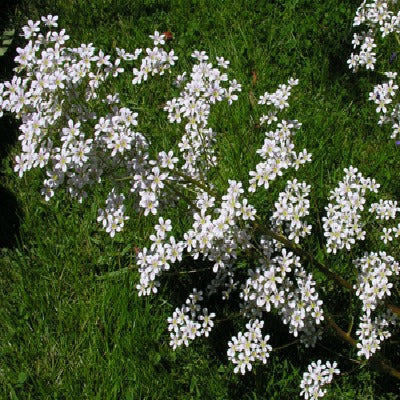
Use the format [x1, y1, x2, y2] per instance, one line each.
[370, 358, 400, 380]
[253, 218, 400, 317]
[325, 313, 400, 380]
[271, 340, 299, 352]
[114, 170, 400, 320]
[325, 314, 357, 346]
[386, 303, 400, 316]
[173, 169, 219, 197]
[164, 267, 212, 275]
[253, 218, 353, 290]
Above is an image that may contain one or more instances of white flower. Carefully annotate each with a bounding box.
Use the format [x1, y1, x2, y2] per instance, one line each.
[300, 360, 340, 399]
[149, 31, 165, 45]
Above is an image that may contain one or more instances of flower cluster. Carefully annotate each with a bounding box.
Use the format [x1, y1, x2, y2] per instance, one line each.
[131, 152, 176, 218]
[227, 319, 272, 374]
[97, 190, 129, 237]
[369, 198, 400, 243]
[300, 360, 340, 400]
[322, 166, 379, 254]
[368, 72, 400, 130]
[184, 180, 256, 273]
[132, 37, 177, 84]
[348, 1, 400, 141]
[206, 264, 237, 300]
[271, 179, 312, 244]
[167, 289, 216, 349]
[353, 251, 399, 358]
[0, 17, 173, 207]
[241, 241, 324, 347]
[370, 198, 399, 220]
[249, 78, 311, 193]
[258, 78, 298, 110]
[356, 311, 398, 359]
[347, 0, 399, 72]
[354, 252, 398, 316]
[136, 217, 181, 296]
[136, 180, 256, 297]
[164, 51, 241, 179]
[0, 18, 244, 235]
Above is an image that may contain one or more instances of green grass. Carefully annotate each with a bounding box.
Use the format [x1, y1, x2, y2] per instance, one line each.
[1, 0, 400, 398]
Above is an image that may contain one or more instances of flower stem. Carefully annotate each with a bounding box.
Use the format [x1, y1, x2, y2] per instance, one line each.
[165, 172, 400, 317]
[325, 313, 400, 380]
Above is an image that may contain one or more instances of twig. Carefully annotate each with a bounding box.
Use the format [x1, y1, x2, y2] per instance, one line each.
[325, 313, 400, 380]
[271, 340, 299, 352]
[95, 265, 133, 280]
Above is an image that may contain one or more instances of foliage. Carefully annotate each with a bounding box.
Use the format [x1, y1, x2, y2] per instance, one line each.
[1, 1, 400, 399]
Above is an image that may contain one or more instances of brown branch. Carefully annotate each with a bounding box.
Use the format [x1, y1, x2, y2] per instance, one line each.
[116, 171, 400, 320]
[325, 314, 357, 346]
[370, 359, 400, 380]
[164, 267, 212, 275]
[253, 218, 400, 317]
[386, 303, 400, 317]
[173, 169, 218, 197]
[326, 314, 400, 380]
[159, 172, 400, 382]
[253, 219, 353, 290]
[271, 340, 299, 352]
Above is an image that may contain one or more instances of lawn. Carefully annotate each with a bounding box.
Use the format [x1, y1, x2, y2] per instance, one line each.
[1, 0, 399, 399]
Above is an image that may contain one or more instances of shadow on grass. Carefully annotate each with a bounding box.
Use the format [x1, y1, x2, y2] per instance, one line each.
[0, 186, 21, 249]
[0, 0, 23, 249]
[0, 112, 21, 251]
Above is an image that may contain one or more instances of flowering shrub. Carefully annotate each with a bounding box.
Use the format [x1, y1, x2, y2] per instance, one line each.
[300, 360, 340, 400]
[348, 0, 400, 367]
[1, 14, 400, 398]
[348, 0, 400, 141]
